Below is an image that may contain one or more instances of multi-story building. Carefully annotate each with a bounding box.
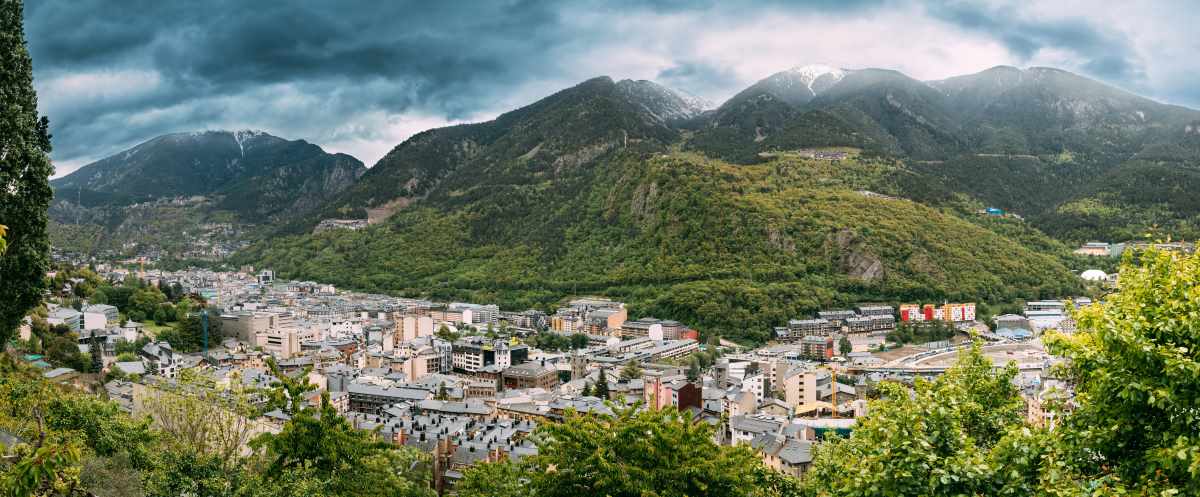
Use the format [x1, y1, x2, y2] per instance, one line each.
[82, 304, 119, 329]
[777, 318, 837, 341]
[451, 303, 500, 326]
[257, 327, 301, 359]
[500, 310, 547, 331]
[643, 375, 702, 411]
[451, 337, 529, 373]
[619, 317, 689, 340]
[346, 381, 432, 414]
[47, 307, 83, 333]
[816, 310, 856, 327]
[502, 362, 560, 390]
[899, 303, 976, 322]
[800, 336, 834, 360]
[555, 298, 627, 334]
[139, 341, 179, 379]
[855, 305, 894, 317]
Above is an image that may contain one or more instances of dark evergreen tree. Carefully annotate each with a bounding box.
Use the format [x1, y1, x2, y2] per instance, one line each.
[0, 0, 54, 348]
[90, 331, 104, 372]
[687, 358, 702, 383]
[593, 368, 609, 399]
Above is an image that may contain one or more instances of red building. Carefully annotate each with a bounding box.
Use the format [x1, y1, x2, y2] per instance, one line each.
[643, 376, 701, 411]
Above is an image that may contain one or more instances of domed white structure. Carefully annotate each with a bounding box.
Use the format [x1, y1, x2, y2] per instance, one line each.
[1080, 269, 1108, 281]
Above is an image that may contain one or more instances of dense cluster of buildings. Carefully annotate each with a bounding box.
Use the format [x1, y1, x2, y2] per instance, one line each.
[25, 265, 1080, 491]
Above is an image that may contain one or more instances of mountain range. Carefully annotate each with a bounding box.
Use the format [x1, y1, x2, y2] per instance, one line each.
[50, 65, 1200, 341]
[49, 130, 364, 257]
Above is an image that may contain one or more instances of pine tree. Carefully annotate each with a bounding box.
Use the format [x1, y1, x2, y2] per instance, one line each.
[619, 360, 643, 381]
[90, 331, 104, 372]
[594, 368, 610, 399]
[580, 382, 592, 397]
[0, 0, 54, 348]
[839, 336, 853, 356]
[687, 358, 701, 384]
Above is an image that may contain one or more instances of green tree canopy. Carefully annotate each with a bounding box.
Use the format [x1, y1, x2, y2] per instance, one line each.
[802, 343, 1025, 496]
[1047, 248, 1200, 493]
[458, 405, 796, 497]
[619, 359, 643, 381]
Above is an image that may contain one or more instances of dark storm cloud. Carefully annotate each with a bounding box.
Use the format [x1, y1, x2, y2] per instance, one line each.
[929, 1, 1143, 81]
[656, 61, 742, 102]
[22, 0, 1190, 174]
[26, 0, 584, 168]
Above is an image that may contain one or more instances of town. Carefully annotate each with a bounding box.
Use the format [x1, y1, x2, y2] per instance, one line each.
[17, 264, 1086, 493]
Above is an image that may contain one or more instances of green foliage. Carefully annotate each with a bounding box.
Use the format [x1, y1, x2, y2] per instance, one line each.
[838, 336, 853, 356]
[243, 152, 1080, 344]
[1046, 248, 1200, 493]
[619, 360, 643, 381]
[528, 331, 588, 352]
[458, 405, 796, 497]
[593, 368, 609, 400]
[252, 359, 431, 497]
[154, 305, 219, 353]
[686, 358, 702, 383]
[886, 320, 958, 345]
[1, 353, 432, 497]
[0, 0, 54, 348]
[803, 343, 1025, 496]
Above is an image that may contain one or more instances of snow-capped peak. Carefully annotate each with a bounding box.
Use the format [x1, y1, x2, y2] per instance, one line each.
[784, 64, 846, 93]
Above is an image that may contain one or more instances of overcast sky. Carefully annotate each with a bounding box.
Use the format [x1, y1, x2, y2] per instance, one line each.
[25, 0, 1200, 177]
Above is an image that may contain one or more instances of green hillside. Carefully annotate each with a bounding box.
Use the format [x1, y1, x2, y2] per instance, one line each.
[240, 150, 1081, 342]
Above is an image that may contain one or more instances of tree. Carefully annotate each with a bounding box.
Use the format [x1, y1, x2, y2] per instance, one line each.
[686, 358, 702, 383]
[435, 382, 449, 400]
[1046, 248, 1200, 494]
[0, 0, 54, 348]
[455, 459, 527, 497]
[128, 287, 167, 321]
[138, 369, 260, 471]
[802, 343, 1025, 496]
[619, 359, 643, 381]
[580, 382, 592, 397]
[838, 336, 853, 356]
[252, 359, 432, 497]
[593, 368, 609, 399]
[569, 333, 589, 349]
[456, 406, 791, 497]
[435, 324, 458, 342]
[90, 331, 104, 372]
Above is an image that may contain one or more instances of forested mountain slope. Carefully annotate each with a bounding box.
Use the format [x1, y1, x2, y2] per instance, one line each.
[690, 65, 1200, 241]
[238, 75, 1085, 342]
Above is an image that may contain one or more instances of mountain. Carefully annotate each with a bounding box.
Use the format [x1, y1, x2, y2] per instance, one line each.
[686, 64, 1200, 241]
[725, 64, 848, 108]
[614, 79, 709, 123]
[295, 77, 691, 226]
[50, 130, 365, 258]
[239, 75, 1084, 343]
